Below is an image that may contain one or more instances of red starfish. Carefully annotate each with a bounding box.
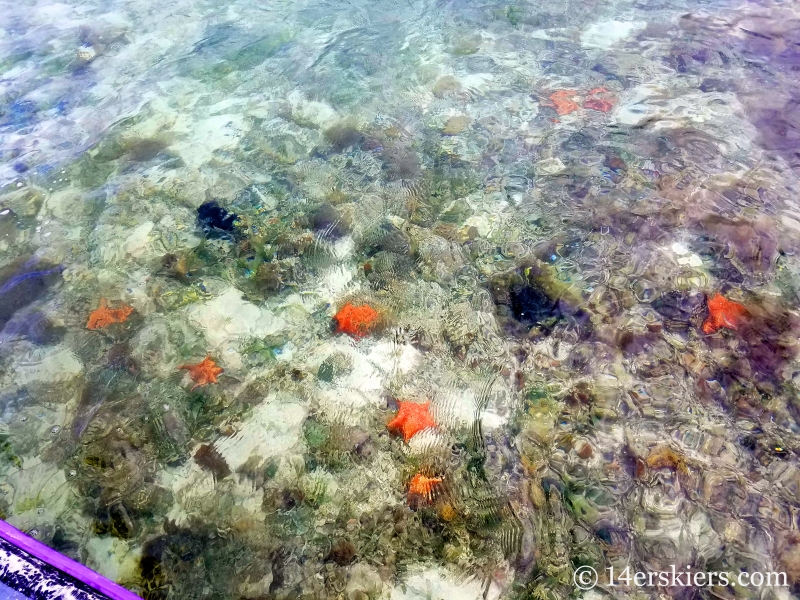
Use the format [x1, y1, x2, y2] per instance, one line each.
[548, 90, 580, 116]
[179, 355, 224, 390]
[387, 401, 437, 442]
[583, 87, 616, 112]
[702, 293, 749, 334]
[86, 298, 134, 330]
[408, 473, 442, 505]
[334, 303, 379, 339]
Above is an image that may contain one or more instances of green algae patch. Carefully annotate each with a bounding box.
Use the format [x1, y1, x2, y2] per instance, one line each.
[0, 50, 33, 73]
[449, 34, 482, 56]
[187, 30, 295, 82]
[0, 433, 23, 469]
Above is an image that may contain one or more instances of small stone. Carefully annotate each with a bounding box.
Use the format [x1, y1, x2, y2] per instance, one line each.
[535, 157, 567, 175]
[450, 33, 482, 55]
[433, 76, 462, 98]
[577, 442, 593, 459]
[77, 45, 97, 62]
[439, 503, 456, 521]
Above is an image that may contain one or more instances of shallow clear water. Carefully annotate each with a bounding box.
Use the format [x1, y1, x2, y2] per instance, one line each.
[2, 0, 800, 598]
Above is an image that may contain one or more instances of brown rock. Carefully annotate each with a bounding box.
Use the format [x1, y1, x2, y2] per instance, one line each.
[442, 116, 470, 135]
[645, 446, 688, 474]
[577, 442, 593, 459]
[433, 76, 461, 98]
[193, 444, 231, 480]
[328, 539, 357, 565]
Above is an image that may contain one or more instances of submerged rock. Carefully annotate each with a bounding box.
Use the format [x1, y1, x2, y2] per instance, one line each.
[442, 116, 470, 135]
[510, 284, 558, 329]
[0, 308, 65, 345]
[194, 443, 231, 480]
[0, 258, 63, 331]
[197, 200, 239, 233]
[432, 76, 461, 98]
[490, 263, 590, 336]
[324, 119, 363, 152]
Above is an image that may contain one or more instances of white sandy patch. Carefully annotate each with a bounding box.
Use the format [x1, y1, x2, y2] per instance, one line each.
[85, 537, 141, 584]
[213, 396, 307, 472]
[435, 386, 507, 432]
[581, 20, 646, 48]
[173, 114, 248, 169]
[11, 346, 83, 385]
[390, 567, 502, 600]
[185, 287, 286, 349]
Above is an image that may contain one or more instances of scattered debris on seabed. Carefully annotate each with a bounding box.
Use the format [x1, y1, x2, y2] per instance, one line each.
[2, 0, 800, 599]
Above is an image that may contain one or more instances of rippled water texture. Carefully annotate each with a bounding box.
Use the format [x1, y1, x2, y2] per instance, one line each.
[2, 0, 800, 598]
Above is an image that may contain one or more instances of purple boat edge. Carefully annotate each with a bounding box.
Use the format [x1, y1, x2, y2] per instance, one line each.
[0, 519, 142, 600]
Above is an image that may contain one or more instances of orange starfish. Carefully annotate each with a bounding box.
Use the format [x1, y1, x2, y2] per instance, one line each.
[387, 401, 437, 443]
[701, 293, 749, 334]
[86, 298, 134, 330]
[408, 473, 443, 504]
[548, 90, 580, 116]
[583, 87, 615, 112]
[178, 355, 224, 390]
[334, 303, 379, 339]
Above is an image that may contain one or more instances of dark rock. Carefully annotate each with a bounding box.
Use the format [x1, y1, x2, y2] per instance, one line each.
[312, 204, 350, 239]
[509, 284, 560, 330]
[652, 291, 705, 331]
[107, 343, 140, 374]
[126, 138, 170, 162]
[328, 539, 356, 565]
[0, 258, 63, 331]
[324, 120, 363, 152]
[0, 308, 65, 345]
[193, 444, 231, 480]
[562, 132, 594, 152]
[197, 200, 238, 233]
[380, 144, 420, 180]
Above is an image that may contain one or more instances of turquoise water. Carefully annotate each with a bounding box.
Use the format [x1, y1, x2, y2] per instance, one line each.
[2, 0, 800, 598]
